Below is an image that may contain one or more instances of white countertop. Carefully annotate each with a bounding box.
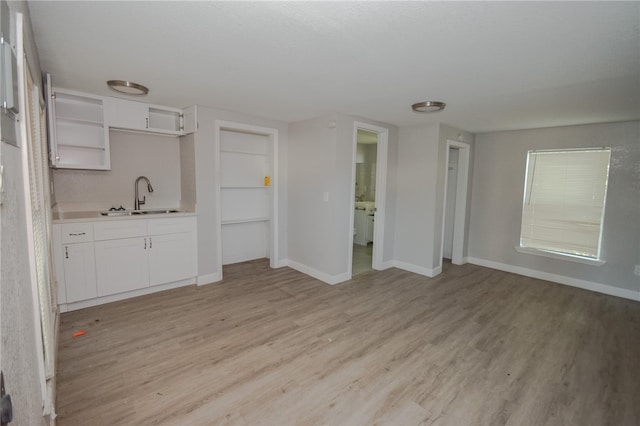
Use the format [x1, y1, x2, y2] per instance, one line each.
[52, 210, 197, 224]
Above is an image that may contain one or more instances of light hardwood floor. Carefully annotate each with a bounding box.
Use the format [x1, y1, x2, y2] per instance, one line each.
[56, 260, 640, 425]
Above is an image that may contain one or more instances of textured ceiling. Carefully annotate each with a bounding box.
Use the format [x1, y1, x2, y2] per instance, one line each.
[28, 1, 640, 133]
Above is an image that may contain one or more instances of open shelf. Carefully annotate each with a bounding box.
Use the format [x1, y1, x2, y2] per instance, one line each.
[56, 116, 104, 127]
[221, 185, 268, 189]
[220, 149, 268, 156]
[221, 217, 269, 225]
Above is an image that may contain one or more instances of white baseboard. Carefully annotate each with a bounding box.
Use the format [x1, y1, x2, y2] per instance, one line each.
[197, 272, 222, 286]
[467, 257, 639, 302]
[271, 258, 289, 268]
[392, 260, 441, 278]
[285, 259, 351, 285]
[60, 278, 196, 312]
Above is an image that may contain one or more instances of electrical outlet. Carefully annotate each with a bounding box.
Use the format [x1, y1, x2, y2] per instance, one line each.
[634, 265, 640, 276]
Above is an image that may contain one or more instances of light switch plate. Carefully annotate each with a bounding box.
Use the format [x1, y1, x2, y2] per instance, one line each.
[634, 265, 640, 276]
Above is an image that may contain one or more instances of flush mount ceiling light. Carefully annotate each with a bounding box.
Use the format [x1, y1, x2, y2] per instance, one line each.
[107, 80, 149, 96]
[412, 101, 446, 113]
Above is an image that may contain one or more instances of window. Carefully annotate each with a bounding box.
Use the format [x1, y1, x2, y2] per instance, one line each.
[519, 148, 611, 261]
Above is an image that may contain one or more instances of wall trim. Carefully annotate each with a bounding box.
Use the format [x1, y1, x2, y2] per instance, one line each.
[467, 257, 639, 302]
[59, 278, 197, 312]
[285, 260, 351, 285]
[392, 260, 441, 278]
[377, 260, 395, 270]
[272, 258, 289, 268]
[197, 272, 222, 285]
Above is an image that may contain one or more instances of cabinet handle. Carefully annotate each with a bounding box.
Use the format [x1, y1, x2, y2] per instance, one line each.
[144, 238, 147, 250]
[145, 117, 149, 128]
[68, 232, 86, 236]
[65, 246, 69, 259]
[149, 237, 152, 249]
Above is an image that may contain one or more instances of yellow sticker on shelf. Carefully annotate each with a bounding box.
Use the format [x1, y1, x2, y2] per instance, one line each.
[264, 176, 271, 187]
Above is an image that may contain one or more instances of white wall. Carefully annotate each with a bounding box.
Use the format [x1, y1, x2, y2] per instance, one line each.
[469, 121, 640, 296]
[288, 114, 338, 276]
[393, 123, 475, 274]
[52, 131, 181, 211]
[393, 124, 440, 271]
[287, 113, 398, 281]
[0, 2, 50, 425]
[192, 106, 288, 283]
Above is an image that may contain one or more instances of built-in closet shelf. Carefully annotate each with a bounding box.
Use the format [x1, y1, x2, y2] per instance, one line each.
[56, 116, 104, 127]
[221, 185, 268, 189]
[220, 149, 268, 156]
[221, 217, 269, 225]
[57, 142, 105, 150]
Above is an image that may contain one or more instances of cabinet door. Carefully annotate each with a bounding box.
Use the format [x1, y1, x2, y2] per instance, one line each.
[47, 82, 110, 170]
[63, 242, 98, 303]
[148, 233, 195, 286]
[182, 105, 197, 134]
[94, 237, 149, 296]
[106, 97, 149, 130]
[45, 74, 59, 167]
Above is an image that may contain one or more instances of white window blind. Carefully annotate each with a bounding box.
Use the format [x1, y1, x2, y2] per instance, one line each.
[520, 148, 611, 259]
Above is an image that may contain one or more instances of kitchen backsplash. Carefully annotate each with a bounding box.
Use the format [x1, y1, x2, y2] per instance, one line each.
[52, 130, 182, 212]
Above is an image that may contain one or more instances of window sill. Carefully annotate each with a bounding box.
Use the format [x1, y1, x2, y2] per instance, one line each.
[514, 246, 606, 266]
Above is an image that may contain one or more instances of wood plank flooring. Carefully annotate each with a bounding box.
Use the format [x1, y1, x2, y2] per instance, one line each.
[56, 260, 640, 425]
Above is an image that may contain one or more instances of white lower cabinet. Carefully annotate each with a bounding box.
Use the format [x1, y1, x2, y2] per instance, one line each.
[62, 242, 98, 303]
[95, 237, 150, 296]
[53, 216, 196, 310]
[354, 209, 368, 246]
[148, 233, 194, 286]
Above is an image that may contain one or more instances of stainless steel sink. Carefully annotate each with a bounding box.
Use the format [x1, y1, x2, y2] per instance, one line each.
[100, 209, 180, 216]
[137, 209, 180, 215]
[100, 211, 134, 216]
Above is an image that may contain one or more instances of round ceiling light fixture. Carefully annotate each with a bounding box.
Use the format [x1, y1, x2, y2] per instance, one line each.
[107, 80, 149, 96]
[412, 101, 446, 113]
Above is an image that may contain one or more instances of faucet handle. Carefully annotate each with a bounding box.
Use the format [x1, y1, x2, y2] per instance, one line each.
[140, 195, 146, 206]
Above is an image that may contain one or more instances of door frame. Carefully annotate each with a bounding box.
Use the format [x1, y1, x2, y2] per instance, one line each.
[348, 121, 389, 277]
[214, 120, 279, 278]
[439, 140, 470, 268]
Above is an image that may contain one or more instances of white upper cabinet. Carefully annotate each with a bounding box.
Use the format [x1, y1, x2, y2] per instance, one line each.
[46, 74, 111, 170]
[105, 97, 149, 130]
[105, 98, 196, 136]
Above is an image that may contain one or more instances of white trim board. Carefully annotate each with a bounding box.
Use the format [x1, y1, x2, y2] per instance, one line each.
[285, 260, 351, 285]
[197, 272, 222, 285]
[59, 277, 197, 312]
[392, 261, 442, 278]
[467, 257, 639, 302]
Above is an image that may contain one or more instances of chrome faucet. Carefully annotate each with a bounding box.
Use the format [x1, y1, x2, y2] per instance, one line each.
[134, 176, 154, 210]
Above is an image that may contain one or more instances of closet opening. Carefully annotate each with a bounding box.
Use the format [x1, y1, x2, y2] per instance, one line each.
[440, 140, 470, 269]
[215, 121, 279, 279]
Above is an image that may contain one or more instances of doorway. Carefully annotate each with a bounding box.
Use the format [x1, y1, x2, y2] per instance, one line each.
[214, 120, 279, 279]
[349, 122, 389, 277]
[440, 140, 470, 268]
